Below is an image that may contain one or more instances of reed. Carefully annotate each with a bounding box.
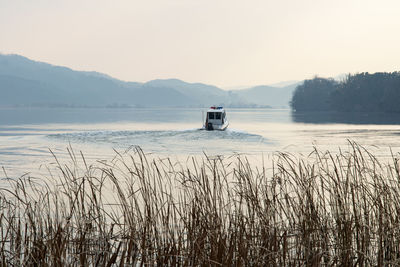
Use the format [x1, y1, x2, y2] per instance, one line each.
[1, 142, 400, 266]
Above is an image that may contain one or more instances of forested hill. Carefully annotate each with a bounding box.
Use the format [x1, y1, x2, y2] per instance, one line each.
[291, 72, 400, 113]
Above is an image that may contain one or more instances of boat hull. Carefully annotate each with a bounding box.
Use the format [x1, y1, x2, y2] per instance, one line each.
[204, 122, 229, 131]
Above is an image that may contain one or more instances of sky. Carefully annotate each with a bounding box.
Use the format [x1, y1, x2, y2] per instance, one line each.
[1, 0, 400, 88]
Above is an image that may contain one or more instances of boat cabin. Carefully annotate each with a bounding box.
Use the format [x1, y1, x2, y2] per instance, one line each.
[205, 106, 228, 130]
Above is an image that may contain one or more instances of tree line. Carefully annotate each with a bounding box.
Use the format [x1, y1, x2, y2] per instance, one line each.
[291, 72, 400, 113]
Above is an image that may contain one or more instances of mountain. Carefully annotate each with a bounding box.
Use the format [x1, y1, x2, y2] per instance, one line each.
[0, 53, 299, 108]
[235, 83, 300, 108]
[0, 54, 241, 107]
[142, 79, 238, 106]
[0, 54, 140, 106]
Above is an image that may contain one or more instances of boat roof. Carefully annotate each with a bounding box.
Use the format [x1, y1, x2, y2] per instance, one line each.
[207, 106, 225, 112]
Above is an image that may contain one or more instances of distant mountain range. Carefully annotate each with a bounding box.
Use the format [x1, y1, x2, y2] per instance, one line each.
[0, 54, 300, 108]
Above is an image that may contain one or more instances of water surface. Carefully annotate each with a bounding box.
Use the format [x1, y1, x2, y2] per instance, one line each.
[1, 107, 400, 178]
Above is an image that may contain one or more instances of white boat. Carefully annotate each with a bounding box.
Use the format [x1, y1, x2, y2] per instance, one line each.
[203, 106, 229, 131]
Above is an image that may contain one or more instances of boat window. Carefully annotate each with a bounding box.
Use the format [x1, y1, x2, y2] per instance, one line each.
[216, 113, 221, 120]
[208, 112, 215, 119]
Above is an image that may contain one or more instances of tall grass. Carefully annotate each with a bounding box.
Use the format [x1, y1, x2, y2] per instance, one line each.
[1, 142, 400, 265]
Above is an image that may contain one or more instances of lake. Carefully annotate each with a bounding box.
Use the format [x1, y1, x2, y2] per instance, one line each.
[1, 107, 400, 178]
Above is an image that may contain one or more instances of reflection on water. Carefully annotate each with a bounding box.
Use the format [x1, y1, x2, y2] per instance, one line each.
[0, 107, 291, 125]
[292, 111, 400, 125]
[0, 107, 205, 125]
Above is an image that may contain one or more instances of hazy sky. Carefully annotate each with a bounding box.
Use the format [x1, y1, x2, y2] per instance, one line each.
[1, 0, 400, 88]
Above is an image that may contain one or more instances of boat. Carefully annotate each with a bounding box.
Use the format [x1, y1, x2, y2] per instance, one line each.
[203, 106, 229, 131]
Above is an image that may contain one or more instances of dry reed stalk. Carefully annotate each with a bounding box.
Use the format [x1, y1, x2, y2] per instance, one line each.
[1, 142, 400, 265]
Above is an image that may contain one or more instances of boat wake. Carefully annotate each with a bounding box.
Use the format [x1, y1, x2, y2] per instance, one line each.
[48, 128, 268, 151]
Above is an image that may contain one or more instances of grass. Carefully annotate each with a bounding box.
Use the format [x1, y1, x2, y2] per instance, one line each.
[1, 142, 400, 265]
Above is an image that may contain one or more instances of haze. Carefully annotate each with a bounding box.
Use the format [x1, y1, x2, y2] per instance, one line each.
[1, 0, 399, 88]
